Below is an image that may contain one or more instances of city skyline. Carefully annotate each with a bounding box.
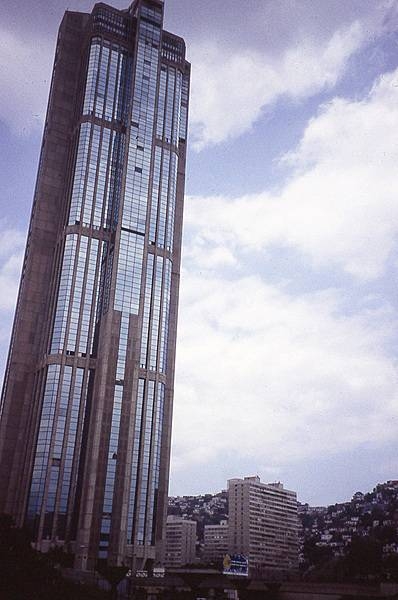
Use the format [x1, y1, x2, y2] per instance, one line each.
[1, 0, 398, 506]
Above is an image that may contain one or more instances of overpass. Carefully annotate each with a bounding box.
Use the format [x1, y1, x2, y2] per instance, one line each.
[117, 568, 398, 600]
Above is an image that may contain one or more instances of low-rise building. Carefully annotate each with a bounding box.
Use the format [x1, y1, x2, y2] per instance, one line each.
[203, 520, 229, 563]
[164, 516, 197, 568]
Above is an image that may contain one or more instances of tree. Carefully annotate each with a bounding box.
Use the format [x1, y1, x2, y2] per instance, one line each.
[344, 537, 383, 580]
[303, 538, 333, 568]
[96, 560, 129, 600]
[0, 513, 108, 600]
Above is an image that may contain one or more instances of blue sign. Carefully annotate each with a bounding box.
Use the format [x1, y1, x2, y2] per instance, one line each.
[223, 554, 249, 577]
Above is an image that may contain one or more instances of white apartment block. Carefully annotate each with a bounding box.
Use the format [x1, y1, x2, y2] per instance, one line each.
[228, 476, 299, 575]
[203, 520, 229, 563]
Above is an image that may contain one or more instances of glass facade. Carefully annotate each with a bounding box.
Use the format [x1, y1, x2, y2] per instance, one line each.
[0, 0, 189, 568]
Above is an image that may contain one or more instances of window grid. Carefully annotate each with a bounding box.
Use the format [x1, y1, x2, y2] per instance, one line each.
[116, 313, 129, 381]
[114, 231, 144, 314]
[122, 16, 160, 235]
[148, 145, 178, 252]
[149, 147, 161, 244]
[127, 378, 145, 544]
[149, 256, 164, 370]
[159, 259, 172, 374]
[136, 379, 155, 544]
[100, 385, 123, 557]
[57, 369, 84, 525]
[26, 365, 61, 531]
[83, 39, 101, 115]
[140, 253, 154, 368]
[145, 382, 165, 543]
[68, 123, 91, 225]
[179, 73, 189, 141]
[51, 236, 78, 354]
[42, 366, 73, 537]
[78, 238, 100, 356]
[157, 151, 170, 249]
[67, 237, 88, 353]
[166, 152, 178, 252]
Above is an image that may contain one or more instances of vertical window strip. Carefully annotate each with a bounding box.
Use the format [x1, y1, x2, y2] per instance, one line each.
[26, 365, 61, 528]
[156, 68, 167, 139]
[104, 48, 118, 121]
[140, 254, 154, 368]
[100, 384, 123, 556]
[149, 256, 163, 370]
[109, 131, 126, 230]
[127, 378, 145, 544]
[114, 231, 144, 314]
[43, 366, 73, 537]
[68, 123, 91, 225]
[67, 370, 90, 516]
[172, 71, 183, 145]
[95, 45, 110, 119]
[157, 151, 170, 249]
[82, 125, 101, 226]
[164, 67, 175, 143]
[102, 130, 115, 229]
[92, 128, 110, 229]
[79, 238, 100, 355]
[122, 128, 150, 234]
[102, 385, 123, 514]
[123, 16, 160, 235]
[96, 242, 107, 323]
[99, 516, 111, 559]
[166, 152, 178, 252]
[58, 369, 84, 519]
[52, 367, 73, 462]
[116, 53, 132, 124]
[43, 466, 59, 536]
[136, 379, 155, 544]
[149, 147, 161, 244]
[146, 382, 165, 543]
[66, 237, 88, 353]
[116, 313, 130, 381]
[90, 241, 103, 355]
[179, 73, 189, 141]
[51, 235, 78, 354]
[159, 259, 172, 374]
[83, 39, 101, 116]
[113, 51, 123, 122]
[102, 247, 114, 315]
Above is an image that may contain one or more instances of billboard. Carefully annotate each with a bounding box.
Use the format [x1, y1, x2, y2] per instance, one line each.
[223, 554, 249, 577]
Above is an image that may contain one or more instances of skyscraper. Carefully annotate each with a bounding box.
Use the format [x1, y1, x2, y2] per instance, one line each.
[0, 0, 190, 572]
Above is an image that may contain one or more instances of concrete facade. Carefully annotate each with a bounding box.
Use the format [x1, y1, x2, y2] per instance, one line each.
[203, 520, 229, 564]
[164, 516, 197, 568]
[0, 0, 189, 572]
[228, 476, 299, 576]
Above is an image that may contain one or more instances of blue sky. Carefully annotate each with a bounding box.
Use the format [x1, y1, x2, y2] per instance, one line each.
[1, 0, 398, 506]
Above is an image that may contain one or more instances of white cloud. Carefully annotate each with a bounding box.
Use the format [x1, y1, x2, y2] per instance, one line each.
[172, 273, 398, 475]
[0, 226, 24, 380]
[171, 66, 398, 490]
[185, 68, 398, 280]
[0, 27, 53, 134]
[190, 22, 365, 149]
[0, 226, 24, 310]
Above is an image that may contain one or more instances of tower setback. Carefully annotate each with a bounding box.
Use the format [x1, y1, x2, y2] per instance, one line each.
[0, 0, 189, 571]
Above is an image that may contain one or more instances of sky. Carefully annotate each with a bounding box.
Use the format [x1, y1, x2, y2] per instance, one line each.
[1, 0, 398, 507]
